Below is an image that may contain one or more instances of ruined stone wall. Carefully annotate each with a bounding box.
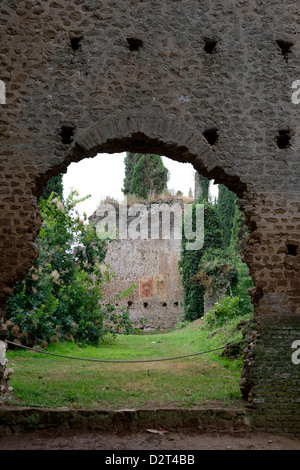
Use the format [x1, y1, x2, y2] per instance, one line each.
[89, 198, 184, 330]
[249, 315, 300, 435]
[0, 0, 300, 432]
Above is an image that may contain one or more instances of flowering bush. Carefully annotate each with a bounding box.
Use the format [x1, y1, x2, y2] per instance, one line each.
[203, 296, 240, 328]
[4, 190, 135, 347]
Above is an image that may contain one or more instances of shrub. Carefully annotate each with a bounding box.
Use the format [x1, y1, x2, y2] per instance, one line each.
[202, 252, 254, 329]
[4, 190, 135, 347]
[194, 247, 237, 302]
[203, 296, 240, 328]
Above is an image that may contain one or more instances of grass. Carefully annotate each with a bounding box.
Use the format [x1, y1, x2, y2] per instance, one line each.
[5, 315, 251, 410]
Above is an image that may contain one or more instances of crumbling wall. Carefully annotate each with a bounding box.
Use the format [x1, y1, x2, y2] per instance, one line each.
[89, 198, 184, 330]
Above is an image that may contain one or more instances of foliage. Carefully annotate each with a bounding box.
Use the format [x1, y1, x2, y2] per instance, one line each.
[230, 203, 249, 254]
[122, 152, 169, 199]
[203, 255, 254, 328]
[122, 152, 136, 195]
[194, 248, 237, 301]
[194, 172, 210, 201]
[179, 197, 224, 322]
[41, 174, 64, 200]
[179, 182, 254, 324]
[4, 190, 135, 347]
[203, 296, 241, 328]
[217, 185, 237, 248]
[230, 255, 254, 317]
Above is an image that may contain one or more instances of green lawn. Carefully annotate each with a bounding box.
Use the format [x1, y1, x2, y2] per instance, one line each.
[5, 317, 248, 409]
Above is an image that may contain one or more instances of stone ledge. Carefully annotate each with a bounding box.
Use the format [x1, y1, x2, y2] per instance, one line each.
[2, 405, 299, 437]
[0, 406, 253, 438]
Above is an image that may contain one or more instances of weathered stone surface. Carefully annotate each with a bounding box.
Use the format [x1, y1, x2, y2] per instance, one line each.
[0, 406, 252, 437]
[0, 0, 299, 433]
[89, 198, 184, 330]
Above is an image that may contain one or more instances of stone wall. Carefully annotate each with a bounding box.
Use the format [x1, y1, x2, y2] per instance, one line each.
[89, 198, 184, 330]
[0, 0, 299, 433]
[249, 315, 300, 435]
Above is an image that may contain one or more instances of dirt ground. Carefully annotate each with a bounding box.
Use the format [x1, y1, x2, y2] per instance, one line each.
[0, 428, 300, 450]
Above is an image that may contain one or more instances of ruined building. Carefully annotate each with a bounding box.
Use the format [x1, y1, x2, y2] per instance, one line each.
[89, 197, 185, 331]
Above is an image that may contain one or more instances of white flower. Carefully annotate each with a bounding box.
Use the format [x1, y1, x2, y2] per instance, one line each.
[50, 270, 60, 280]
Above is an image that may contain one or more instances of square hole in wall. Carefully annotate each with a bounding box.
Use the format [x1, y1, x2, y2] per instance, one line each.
[204, 39, 217, 54]
[60, 125, 75, 145]
[286, 244, 298, 256]
[70, 36, 83, 51]
[276, 130, 291, 149]
[203, 128, 218, 146]
[276, 40, 293, 57]
[126, 38, 143, 51]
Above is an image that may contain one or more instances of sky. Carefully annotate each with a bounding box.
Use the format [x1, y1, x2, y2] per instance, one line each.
[63, 152, 218, 218]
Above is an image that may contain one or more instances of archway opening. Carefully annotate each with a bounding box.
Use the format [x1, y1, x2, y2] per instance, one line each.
[3, 131, 255, 409]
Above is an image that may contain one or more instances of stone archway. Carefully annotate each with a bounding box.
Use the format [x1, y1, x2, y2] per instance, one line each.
[1, 113, 300, 434]
[1, 0, 300, 434]
[1, 112, 254, 396]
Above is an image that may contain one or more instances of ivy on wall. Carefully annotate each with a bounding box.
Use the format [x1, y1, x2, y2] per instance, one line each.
[179, 178, 253, 323]
[179, 196, 224, 321]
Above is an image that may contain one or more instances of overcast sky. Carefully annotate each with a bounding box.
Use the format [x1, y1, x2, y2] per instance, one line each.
[63, 152, 218, 218]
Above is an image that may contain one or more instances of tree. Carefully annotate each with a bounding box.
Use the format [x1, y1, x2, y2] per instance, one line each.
[230, 203, 249, 254]
[122, 153, 136, 196]
[4, 190, 135, 347]
[217, 184, 237, 248]
[194, 172, 210, 202]
[41, 174, 64, 200]
[122, 153, 169, 198]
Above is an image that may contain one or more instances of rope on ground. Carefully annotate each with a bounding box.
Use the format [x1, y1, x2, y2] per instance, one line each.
[6, 337, 252, 364]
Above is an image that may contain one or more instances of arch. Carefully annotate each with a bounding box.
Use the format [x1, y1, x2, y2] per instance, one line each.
[36, 113, 248, 200]
[76, 113, 209, 161]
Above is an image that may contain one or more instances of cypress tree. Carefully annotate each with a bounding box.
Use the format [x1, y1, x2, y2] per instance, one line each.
[217, 184, 237, 248]
[122, 152, 169, 199]
[122, 152, 137, 195]
[230, 203, 248, 254]
[194, 172, 210, 201]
